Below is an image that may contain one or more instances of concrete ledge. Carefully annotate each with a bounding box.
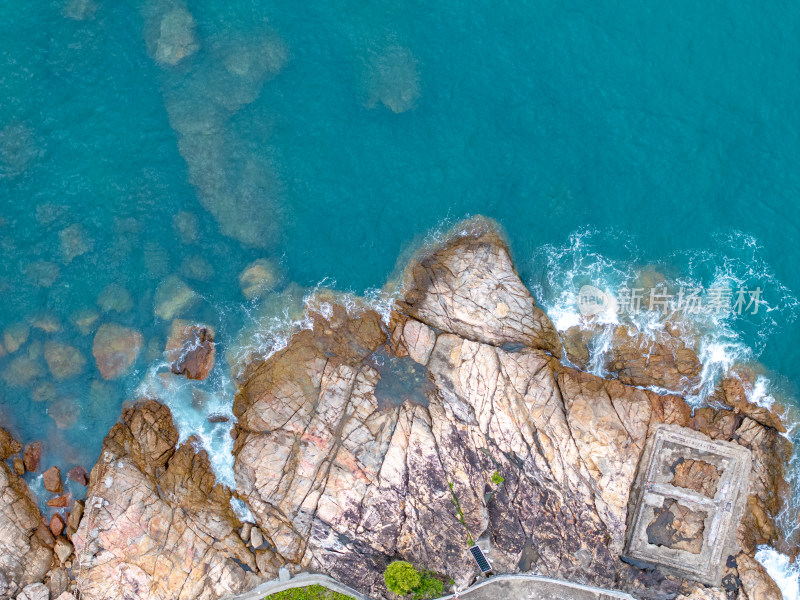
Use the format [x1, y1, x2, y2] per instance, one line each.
[223, 572, 636, 600]
[439, 574, 637, 600]
[222, 573, 370, 600]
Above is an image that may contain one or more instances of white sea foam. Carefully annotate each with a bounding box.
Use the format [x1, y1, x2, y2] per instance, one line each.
[755, 546, 800, 600]
[136, 360, 237, 489]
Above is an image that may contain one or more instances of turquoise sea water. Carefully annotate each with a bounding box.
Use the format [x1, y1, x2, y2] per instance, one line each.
[2, 0, 800, 592]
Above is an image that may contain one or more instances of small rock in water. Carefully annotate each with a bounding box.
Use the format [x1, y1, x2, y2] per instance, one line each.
[32, 382, 57, 403]
[44, 341, 86, 380]
[34, 203, 68, 226]
[68, 465, 90, 486]
[166, 320, 215, 380]
[23, 442, 42, 471]
[92, 323, 143, 380]
[31, 314, 62, 333]
[364, 44, 421, 114]
[24, 261, 60, 288]
[43, 465, 63, 493]
[48, 397, 80, 430]
[4, 322, 30, 353]
[154, 275, 198, 320]
[46, 492, 73, 508]
[207, 414, 228, 423]
[49, 513, 66, 537]
[97, 283, 133, 313]
[70, 308, 100, 335]
[2, 356, 43, 387]
[153, 5, 199, 66]
[0, 122, 38, 179]
[63, 0, 97, 20]
[239, 258, 281, 300]
[59, 224, 94, 264]
[13, 458, 24, 476]
[173, 211, 198, 244]
[181, 255, 214, 281]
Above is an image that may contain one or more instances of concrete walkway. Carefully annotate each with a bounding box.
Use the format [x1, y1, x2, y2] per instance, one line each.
[224, 572, 636, 600]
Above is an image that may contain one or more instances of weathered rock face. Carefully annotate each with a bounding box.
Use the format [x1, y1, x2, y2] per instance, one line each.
[563, 323, 703, 392]
[396, 218, 562, 356]
[165, 320, 216, 380]
[0, 431, 54, 599]
[72, 401, 264, 600]
[0, 427, 21, 460]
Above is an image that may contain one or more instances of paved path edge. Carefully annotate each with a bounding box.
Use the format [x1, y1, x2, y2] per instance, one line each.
[222, 572, 637, 600]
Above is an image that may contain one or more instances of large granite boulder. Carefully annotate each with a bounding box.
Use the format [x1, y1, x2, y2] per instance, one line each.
[72, 401, 264, 600]
[396, 218, 562, 356]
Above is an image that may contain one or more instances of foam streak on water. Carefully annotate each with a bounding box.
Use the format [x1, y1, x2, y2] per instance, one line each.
[756, 546, 800, 600]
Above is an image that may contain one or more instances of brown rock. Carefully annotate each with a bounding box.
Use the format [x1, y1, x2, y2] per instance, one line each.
[23, 442, 42, 472]
[54, 537, 73, 564]
[239, 258, 281, 299]
[711, 370, 785, 432]
[0, 462, 54, 597]
[59, 223, 94, 264]
[3, 322, 30, 354]
[396, 217, 562, 355]
[71, 401, 263, 600]
[46, 493, 73, 509]
[50, 513, 65, 537]
[389, 313, 437, 366]
[47, 566, 70, 598]
[42, 466, 63, 493]
[690, 407, 740, 440]
[165, 321, 215, 380]
[736, 553, 783, 600]
[154, 275, 198, 320]
[606, 325, 702, 391]
[13, 458, 25, 476]
[66, 500, 84, 536]
[0, 427, 21, 460]
[92, 323, 143, 380]
[734, 417, 794, 553]
[44, 340, 86, 380]
[68, 465, 90, 486]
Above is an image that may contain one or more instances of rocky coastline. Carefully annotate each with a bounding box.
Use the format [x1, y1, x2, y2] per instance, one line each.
[0, 218, 794, 600]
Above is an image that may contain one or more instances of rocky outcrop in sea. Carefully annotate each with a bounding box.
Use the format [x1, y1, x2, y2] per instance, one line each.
[0, 218, 794, 600]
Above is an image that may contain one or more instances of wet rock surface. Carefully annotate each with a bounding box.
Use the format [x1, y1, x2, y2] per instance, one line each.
[165, 320, 216, 380]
